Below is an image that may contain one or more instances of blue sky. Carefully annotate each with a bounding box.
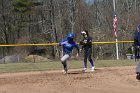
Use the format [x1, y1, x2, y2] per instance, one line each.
[85, 0, 94, 5]
[85, 0, 94, 3]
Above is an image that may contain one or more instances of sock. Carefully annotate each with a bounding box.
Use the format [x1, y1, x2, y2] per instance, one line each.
[84, 58, 87, 68]
[89, 59, 94, 67]
[61, 61, 67, 71]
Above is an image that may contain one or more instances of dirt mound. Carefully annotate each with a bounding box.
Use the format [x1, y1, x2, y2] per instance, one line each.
[24, 55, 50, 62]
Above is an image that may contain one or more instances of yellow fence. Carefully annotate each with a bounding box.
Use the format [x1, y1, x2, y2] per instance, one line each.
[0, 41, 134, 47]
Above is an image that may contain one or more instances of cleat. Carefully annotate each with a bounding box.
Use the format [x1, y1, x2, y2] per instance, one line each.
[91, 67, 95, 72]
[62, 70, 67, 75]
[63, 71, 67, 74]
[82, 68, 87, 72]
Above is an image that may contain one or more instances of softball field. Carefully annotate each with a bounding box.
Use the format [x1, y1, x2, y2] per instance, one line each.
[0, 60, 140, 93]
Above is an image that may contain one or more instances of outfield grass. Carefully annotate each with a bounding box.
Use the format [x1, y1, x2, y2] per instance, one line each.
[0, 59, 138, 73]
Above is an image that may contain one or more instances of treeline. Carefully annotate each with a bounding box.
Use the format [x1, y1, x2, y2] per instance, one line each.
[0, 0, 140, 59]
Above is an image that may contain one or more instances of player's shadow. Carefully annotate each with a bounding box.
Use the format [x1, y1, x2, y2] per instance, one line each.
[68, 71, 83, 74]
[67, 68, 100, 74]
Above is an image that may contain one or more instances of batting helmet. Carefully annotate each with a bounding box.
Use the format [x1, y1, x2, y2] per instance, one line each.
[67, 32, 74, 38]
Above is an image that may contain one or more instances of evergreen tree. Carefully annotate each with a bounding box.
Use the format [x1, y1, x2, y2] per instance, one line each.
[12, 0, 32, 14]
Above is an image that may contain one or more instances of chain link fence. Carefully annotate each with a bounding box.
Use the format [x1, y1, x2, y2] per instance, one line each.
[0, 41, 134, 64]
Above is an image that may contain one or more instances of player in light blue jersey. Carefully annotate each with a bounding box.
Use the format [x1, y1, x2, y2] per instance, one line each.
[59, 32, 79, 74]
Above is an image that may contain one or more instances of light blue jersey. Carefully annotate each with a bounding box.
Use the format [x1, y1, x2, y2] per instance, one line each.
[59, 38, 79, 54]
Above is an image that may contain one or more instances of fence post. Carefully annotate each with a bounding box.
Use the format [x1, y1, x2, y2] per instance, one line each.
[123, 42, 125, 59]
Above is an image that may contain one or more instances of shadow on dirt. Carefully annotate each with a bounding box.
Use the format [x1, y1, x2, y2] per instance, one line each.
[67, 68, 101, 74]
[68, 71, 83, 74]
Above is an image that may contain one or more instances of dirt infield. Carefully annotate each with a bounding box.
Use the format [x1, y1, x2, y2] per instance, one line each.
[0, 66, 140, 93]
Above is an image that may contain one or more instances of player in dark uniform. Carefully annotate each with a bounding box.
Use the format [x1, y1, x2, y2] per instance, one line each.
[80, 30, 95, 72]
[134, 24, 140, 80]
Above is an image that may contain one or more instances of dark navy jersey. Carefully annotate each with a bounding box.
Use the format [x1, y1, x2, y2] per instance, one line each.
[134, 31, 140, 46]
[80, 36, 92, 50]
[59, 38, 79, 54]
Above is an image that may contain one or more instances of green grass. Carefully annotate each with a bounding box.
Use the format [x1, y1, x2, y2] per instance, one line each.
[0, 59, 138, 73]
[95, 60, 137, 67]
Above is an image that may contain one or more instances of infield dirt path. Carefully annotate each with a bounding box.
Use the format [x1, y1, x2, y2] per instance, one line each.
[0, 66, 140, 93]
